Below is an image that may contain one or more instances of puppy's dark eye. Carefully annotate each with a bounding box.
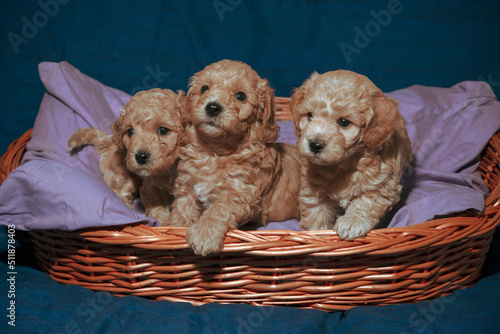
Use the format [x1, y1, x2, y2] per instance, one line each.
[201, 86, 209, 94]
[127, 128, 134, 137]
[157, 127, 169, 135]
[235, 92, 246, 101]
[307, 112, 313, 120]
[337, 118, 351, 128]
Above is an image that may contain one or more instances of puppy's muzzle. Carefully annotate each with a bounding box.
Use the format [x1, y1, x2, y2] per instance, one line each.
[309, 140, 326, 154]
[205, 102, 223, 117]
[135, 151, 150, 165]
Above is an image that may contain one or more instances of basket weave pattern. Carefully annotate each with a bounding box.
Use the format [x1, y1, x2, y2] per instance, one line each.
[1, 97, 499, 311]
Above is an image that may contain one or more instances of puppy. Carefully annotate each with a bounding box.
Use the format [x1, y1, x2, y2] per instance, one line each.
[290, 70, 412, 240]
[68, 88, 186, 223]
[165, 59, 301, 256]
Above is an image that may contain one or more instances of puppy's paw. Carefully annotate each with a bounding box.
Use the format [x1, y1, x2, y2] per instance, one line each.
[67, 138, 82, 154]
[333, 216, 373, 240]
[299, 218, 331, 231]
[113, 184, 138, 210]
[147, 207, 171, 226]
[164, 212, 189, 227]
[185, 223, 226, 256]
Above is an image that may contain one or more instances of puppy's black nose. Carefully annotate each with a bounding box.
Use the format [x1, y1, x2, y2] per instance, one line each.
[309, 140, 325, 154]
[205, 102, 223, 117]
[135, 151, 150, 165]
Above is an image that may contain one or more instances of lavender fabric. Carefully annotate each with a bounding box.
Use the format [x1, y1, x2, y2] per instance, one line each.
[0, 61, 499, 231]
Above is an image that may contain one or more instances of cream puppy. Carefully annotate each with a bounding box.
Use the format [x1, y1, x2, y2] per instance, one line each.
[290, 70, 412, 240]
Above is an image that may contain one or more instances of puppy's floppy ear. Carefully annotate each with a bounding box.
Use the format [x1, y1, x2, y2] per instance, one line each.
[290, 72, 318, 136]
[176, 89, 191, 126]
[112, 108, 126, 149]
[258, 79, 279, 143]
[290, 85, 305, 137]
[363, 92, 400, 149]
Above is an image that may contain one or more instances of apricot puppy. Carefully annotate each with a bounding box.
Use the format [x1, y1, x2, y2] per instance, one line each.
[290, 70, 412, 240]
[166, 59, 301, 256]
[69, 88, 186, 223]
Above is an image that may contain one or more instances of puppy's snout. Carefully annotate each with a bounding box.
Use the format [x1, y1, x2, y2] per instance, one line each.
[135, 151, 150, 165]
[205, 102, 223, 117]
[309, 140, 326, 154]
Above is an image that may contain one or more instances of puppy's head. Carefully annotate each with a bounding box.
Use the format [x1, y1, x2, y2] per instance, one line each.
[186, 59, 278, 153]
[112, 88, 186, 177]
[290, 70, 401, 166]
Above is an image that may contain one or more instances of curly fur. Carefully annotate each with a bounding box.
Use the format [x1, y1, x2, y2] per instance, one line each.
[290, 70, 412, 240]
[165, 60, 301, 256]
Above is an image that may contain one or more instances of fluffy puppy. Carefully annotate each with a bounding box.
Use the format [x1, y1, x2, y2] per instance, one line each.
[166, 59, 301, 256]
[68, 88, 186, 223]
[290, 70, 412, 240]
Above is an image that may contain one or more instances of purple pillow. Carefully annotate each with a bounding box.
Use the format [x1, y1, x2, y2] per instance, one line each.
[0, 61, 499, 231]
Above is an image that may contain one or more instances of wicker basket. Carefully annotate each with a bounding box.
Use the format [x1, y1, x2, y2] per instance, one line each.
[1, 97, 499, 312]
